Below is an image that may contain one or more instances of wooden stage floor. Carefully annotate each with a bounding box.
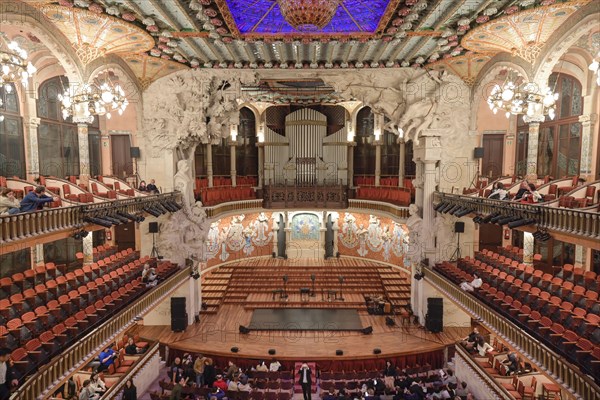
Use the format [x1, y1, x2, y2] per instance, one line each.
[138, 304, 469, 360]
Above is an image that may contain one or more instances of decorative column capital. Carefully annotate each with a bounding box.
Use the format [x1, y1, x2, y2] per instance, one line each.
[578, 113, 597, 125]
[523, 115, 544, 124]
[24, 117, 41, 128]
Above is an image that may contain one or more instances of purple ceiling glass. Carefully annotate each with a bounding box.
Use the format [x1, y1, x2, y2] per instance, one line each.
[224, 0, 393, 34]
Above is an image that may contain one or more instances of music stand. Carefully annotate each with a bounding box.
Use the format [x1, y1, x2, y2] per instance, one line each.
[281, 275, 289, 299]
[310, 274, 316, 297]
[336, 276, 345, 301]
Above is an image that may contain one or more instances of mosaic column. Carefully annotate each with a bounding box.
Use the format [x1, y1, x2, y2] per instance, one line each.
[347, 143, 355, 187]
[523, 231, 534, 264]
[575, 245, 586, 268]
[375, 142, 382, 187]
[230, 143, 237, 187]
[578, 114, 597, 175]
[32, 244, 44, 265]
[24, 117, 40, 179]
[78, 123, 90, 186]
[206, 143, 213, 188]
[398, 139, 405, 186]
[82, 232, 93, 266]
[525, 120, 542, 175]
[258, 144, 265, 187]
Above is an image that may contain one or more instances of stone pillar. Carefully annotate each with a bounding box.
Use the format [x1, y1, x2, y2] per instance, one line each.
[422, 160, 437, 256]
[82, 232, 93, 265]
[332, 224, 339, 256]
[101, 132, 112, 175]
[206, 143, 213, 188]
[375, 142, 382, 187]
[258, 144, 265, 187]
[578, 114, 597, 176]
[347, 144, 355, 187]
[272, 218, 278, 257]
[24, 117, 40, 179]
[32, 244, 44, 265]
[398, 139, 405, 186]
[78, 123, 90, 184]
[523, 231, 534, 264]
[230, 143, 237, 187]
[575, 245, 586, 268]
[414, 161, 424, 208]
[524, 120, 542, 175]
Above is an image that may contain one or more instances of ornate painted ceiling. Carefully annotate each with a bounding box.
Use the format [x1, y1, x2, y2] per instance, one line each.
[11, 0, 598, 88]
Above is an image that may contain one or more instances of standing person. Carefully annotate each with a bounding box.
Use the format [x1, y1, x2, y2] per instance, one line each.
[169, 377, 187, 400]
[203, 358, 216, 388]
[170, 357, 183, 384]
[19, 186, 58, 212]
[194, 354, 207, 387]
[0, 188, 20, 215]
[269, 359, 281, 372]
[383, 361, 397, 390]
[122, 379, 137, 400]
[0, 348, 18, 400]
[225, 360, 238, 380]
[298, 363, 312, 400]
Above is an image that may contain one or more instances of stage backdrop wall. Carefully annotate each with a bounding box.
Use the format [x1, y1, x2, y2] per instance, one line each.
[337, 212, 408, 266]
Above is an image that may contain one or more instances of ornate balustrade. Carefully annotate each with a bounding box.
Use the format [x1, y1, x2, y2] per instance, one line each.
[348, 199, 410, 219]
[0, 192, 182, 245]
[263, 184, 348, 209]
[434, 192, 600, 240]
[423, 265, 600, 400]
[12, 267, 190, 400]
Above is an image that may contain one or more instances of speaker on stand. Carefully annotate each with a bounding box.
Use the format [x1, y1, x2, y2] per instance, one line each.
[171, 297, 187, 332]
[149, 222, 161, 259]
[425, 297, 443, 333]
[450, 222, 464, 262]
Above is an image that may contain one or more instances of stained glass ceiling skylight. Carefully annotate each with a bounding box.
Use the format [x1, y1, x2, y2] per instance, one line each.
[221, 0, 397, 36]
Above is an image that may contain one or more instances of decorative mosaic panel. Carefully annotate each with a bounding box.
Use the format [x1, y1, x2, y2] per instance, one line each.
[427, 53, 492, 87]
[121, 54, 188, 90]
[291, 213, 321, 241]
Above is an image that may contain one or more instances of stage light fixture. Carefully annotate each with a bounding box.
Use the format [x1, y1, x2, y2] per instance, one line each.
[102, 216, 122, 225]
[507, 219, 536, 229]
[481, 212, 499, 224]
[440, 203, 455, 213]
[490, 214, 505, 224]
[117, 211, 138, 222]
[83, 216, 113, 228]
[143, 207, 161, 217]
[433, 202, 447, 211]
[154, 202, 169, 214]
[455, 208, 473, 218]
[497, 216, 519, 226]
[447, 204, 461, 215]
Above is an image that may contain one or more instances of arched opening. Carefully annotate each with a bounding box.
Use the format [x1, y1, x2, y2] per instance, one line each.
[237, 107, 258, 179]
[354, 107, 375, 178]
[0, 83, 26, 178]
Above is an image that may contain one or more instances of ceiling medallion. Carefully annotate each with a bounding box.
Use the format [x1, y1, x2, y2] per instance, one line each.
[487, 71, 558, 122]
[277, 0, 340, 32]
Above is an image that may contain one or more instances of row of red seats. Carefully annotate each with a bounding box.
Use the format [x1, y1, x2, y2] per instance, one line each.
[198, 186, 256, 206]
[7, 259, 177, 382]
[434, 258, 600, 380]
[495, 244, 525, 263]
[355, 186, 411, 206]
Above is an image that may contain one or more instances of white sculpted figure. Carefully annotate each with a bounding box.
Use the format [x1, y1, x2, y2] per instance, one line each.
[405, 204, 423, 264]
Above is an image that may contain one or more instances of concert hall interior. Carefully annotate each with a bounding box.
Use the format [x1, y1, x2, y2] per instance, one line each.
[0, 0, 599, 399]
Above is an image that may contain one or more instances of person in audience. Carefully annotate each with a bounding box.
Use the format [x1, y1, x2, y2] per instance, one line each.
[203, 358, 216, 388]
[78, 380, 98, 400]
[124, 337, 143, 355]
[97, 347, 118, 373]
[520, 182, 542, 203]
[0, 188, 20, 215]
[503, 352, 520, 375]
[0, 348, 18, 400]
[256, 360, 268, 372]
[322, 388, 337, 400]
[19, 186, 58, 213]
[237, 378, 252, 392]
[460, 327, 479, 351]
[337, 389, 348, 400]
[171, 357, 183, 385]
[138, 181, 148, 192]
[209, 386, 225, 400]
[227, 377, 240, 392]
[122, 379, 137, 400]
[213, 375, 227, 391]
[269, 358, 281, 372]
[238, 368, 249, 385]
[514, 179, 531, 200]
[367, 377, 386, 395]
[391, 387, 404, 400]
[488, 182, 508, 200]
[146, 179, 159, 194]
[383, 360, 397, 389]
[169, 377, 187, 400]
[442, 370, 457, 387]
[182, 353, 195, 385]
[142, 263, 158, 286]
[459, 274, 482, 292]
[194, 354, 207, 387]
[298, 363, 312, 400]
[225, 361, 238, 380]
[89, 372, 106, 396]
[408, 378, 426, 400]
[475, 335, 494, 356]
[454, 382, 468, 400]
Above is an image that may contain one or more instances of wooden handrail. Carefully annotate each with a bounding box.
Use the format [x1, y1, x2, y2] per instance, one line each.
[434, 192, 600, 240]
[11, 267, 190, 400]
[422, 265, 600, 400]
[0, 192, 182, 245]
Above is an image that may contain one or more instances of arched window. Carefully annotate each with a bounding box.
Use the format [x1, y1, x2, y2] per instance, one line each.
[354, 107, 376, 176]
[37, 76, 80, 177]
[381, 130, 399, 177]
[0, 83, 26, 178]
[536, 73, 583, 178]
[237, 107, 258, 177]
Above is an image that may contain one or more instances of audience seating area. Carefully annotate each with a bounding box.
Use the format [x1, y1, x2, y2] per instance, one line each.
[0, 246, 178, 383]
[194, 176, 258, 206]
[354, 186, 411, 206]
[434, 247, 600, 381]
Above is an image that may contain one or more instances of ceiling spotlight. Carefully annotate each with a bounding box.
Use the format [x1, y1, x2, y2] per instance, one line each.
[455, 208, 473, 218]
[83, 216, 113, 228]
[507, 219, 536, 229]
[143, 207, 161, 217]
[481, 212, 499, 224]
[497, 216, 519, 226]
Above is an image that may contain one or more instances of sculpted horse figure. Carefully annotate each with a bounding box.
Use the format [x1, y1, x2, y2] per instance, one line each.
[396, 97, 438, 145]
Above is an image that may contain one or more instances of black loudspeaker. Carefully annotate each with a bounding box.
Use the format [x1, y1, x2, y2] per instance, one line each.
[268, 349, 276, 355]
[171, 297, 186, 316]
[171, 317, 187, 332]
[149, 222, 159, 233]
[362, 326, 373, 335]
[426, 298, 443, 333]
[454, 222, 465, 233]
[239, 325, 251, 334]
[385, 317, 395, 326]
[373, 348, 381, 355]
[336, 350, 343, 356]
[474, 147, 484, 159]
[130, 147, 141, 158]
[231, 347, 239, 353]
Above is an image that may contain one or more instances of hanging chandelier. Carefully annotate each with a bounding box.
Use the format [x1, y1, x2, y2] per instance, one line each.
[58, 80, 128, 124]
[0, 40, 37, 122]
[277, 0, 340, 32]
[486, 72, 558, 121]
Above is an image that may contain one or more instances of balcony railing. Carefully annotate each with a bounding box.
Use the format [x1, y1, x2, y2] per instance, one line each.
[423, 265, 600, 400]
[434, 192, 600, 240]
[348, 199, 410, 219]
[12, 267, 190, 400]
[0, 192, 182, 245]
[263, 184, 348, 209]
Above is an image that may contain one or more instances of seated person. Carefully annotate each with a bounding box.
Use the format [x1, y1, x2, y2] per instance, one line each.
[89, 372, 106, 396]
[124, 337, 144, 355]
[460, 274, 482, 292]
[146, 179, 160, 194]
[79, 379, 99, 400]
[97, 347, 118, 372]
[475, 336, 494, 356]
[142, 264, 158, 285]
[488, 182, 508, 200]
[269, 358, 281, 372]
[520, 183, 542, 203]
[461, 327, 479, 351]
[255, 361, 268, 372]
[209, 386, 225, 400]
[503, 352, 520, 375]
[323, 389, 337, 400]
[213, 375, 227, 391]
[455, 382, 469, 400]
[138, 181, 148, 192]
[19, 186, 59, 212]
[513, 180, 531, 200]
[238, 380, 252, 392]
[0, 188, 21, 215]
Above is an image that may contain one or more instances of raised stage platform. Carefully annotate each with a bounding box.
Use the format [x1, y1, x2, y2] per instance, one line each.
[138, 258, 469, 360]
[248, 308, 363, 331]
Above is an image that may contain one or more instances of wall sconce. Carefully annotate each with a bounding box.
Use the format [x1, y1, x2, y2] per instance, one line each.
[346, 121, 355, 142]
[397, 127, 404, 140]
[258, 123, 265, 143]
[373, 113, 383, 141]
[230, 124, 238, 142]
